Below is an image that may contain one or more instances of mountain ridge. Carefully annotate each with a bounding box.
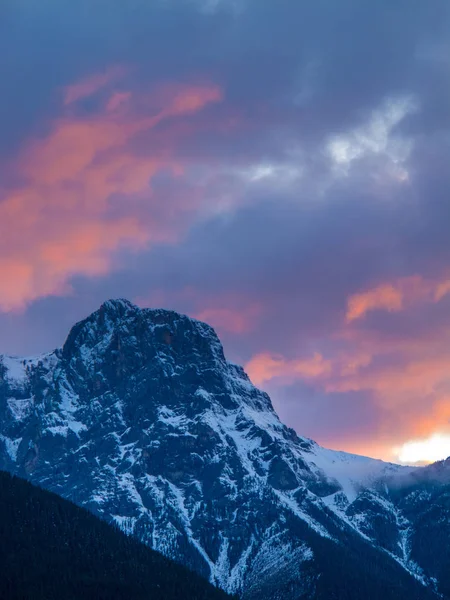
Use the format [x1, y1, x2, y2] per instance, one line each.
[0, 299, 449, 599]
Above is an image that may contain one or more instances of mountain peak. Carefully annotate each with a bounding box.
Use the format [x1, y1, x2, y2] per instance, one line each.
[61, 299, 227, 384]
[0, 300, 447, 600]
[100, 298, 138, 314]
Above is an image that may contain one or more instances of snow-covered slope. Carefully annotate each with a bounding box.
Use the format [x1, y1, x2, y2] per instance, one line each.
[0, 300, 447, 599]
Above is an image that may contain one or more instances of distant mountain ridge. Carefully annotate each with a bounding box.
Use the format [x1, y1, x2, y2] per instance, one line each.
[0, 299, 449, 599]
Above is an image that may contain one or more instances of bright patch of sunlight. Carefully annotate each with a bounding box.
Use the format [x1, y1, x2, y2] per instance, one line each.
[396, 434, 450, 464]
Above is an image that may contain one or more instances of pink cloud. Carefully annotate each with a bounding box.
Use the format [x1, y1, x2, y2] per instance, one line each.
[243, 308, 450, 461]
[346, 274, 450, 322]
[0, 70, 223, 312]
[435, 279, 450, 302]
[194, 304, 262, 335]
[106, 91, 132, 113]
[63, 65, 127, 105]
[136, 288, 263, 336]
[346, 284, 403, 322]
[245, 352, 332, 386]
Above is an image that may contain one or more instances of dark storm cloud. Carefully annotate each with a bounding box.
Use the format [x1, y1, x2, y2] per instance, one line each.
[0, 0, 225, 154]
[1, 0, 447, 155]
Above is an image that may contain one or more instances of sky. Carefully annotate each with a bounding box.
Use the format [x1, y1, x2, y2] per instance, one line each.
[1, 0, 450, 464]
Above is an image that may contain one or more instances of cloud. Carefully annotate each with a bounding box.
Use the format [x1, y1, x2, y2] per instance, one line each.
[346, 274, 450, 322]
[0, 70, 223, 312]
[327, 95, 416, 180]
[245, 352, 332, 387]
[0, 220, 147, 313]
[435, 280, 450, 301]
[241, 296, 450, 461]
[136, 287, 262, 335]
[194, 305, 262, 334]
[63, 65, 126, 105]
[326, 353, 450, 399]
[346, 284, 404, 322]
[1, 0, 450, 464]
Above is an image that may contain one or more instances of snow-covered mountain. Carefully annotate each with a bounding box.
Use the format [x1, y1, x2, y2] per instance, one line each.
[0, 299, 448, 599]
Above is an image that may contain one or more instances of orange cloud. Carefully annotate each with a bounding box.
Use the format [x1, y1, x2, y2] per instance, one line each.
[195, 304, 262, 334]
[136, 276, 450, 463]
[394, 397, 450, 444]
[243, 315, 450, 462]
[63, 65, 126, 105]
[326, 353, 450, 399]
[346, 274, 450, 322]
[330, 328, 450, 460]
[0, 220, 147, 313]
[435, 279, 450, 302]
[0, 70, 223, 312]
[106, 91, 132, 113]
[245, 348, 374, 389]
[346, 284, 403, 322]
[244, 325, 450, 402]
[245, 352, 332, 386]
[339, 352, 373, 376]
[136, 288, 263, 335]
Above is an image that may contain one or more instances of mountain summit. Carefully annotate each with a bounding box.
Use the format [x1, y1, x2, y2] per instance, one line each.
[0, 300, 448, 599]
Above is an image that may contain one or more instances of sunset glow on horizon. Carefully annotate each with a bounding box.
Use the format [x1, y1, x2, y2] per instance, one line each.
[396, 434, 450, 465]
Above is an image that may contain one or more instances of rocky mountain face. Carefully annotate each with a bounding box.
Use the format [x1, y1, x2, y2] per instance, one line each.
[0, 299, 448, 599]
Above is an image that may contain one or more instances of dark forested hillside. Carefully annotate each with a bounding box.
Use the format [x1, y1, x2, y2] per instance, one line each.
[0, 471, 233, 600]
